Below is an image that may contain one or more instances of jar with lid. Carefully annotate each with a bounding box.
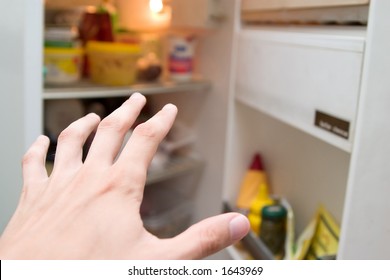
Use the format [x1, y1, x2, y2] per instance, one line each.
[259, 204, 287, 259]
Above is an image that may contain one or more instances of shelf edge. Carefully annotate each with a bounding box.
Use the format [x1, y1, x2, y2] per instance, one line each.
[43, 80, 212, 100]
[235, 95, 353, 153]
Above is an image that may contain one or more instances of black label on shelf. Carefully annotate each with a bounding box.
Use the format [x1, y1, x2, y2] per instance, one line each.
[314, 110, 350, 140]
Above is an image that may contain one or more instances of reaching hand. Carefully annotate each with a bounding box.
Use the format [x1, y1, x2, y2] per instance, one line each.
[0, 93, 249, 259]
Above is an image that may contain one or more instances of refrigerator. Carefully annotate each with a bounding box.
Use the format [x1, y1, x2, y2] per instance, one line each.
[0, 0, 389, 259]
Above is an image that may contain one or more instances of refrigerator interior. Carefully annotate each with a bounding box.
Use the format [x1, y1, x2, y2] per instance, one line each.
[224, 101, 351, 235]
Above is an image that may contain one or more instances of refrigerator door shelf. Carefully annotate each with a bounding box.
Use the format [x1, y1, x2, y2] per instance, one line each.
[235, 26, 365, 152]
[241, 0, 370, 25]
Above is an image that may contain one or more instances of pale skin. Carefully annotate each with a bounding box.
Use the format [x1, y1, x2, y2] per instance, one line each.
[0, 93, 249, 259]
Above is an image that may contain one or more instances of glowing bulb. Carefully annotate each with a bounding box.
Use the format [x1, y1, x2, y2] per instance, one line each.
[149, 0, 163, 13]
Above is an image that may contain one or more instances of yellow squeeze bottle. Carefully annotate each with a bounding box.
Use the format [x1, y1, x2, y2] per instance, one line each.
[236, 153, 267, 210]
[248, 182, 273, 235]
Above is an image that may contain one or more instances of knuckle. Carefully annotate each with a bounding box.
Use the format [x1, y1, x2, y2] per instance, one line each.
[98, 116, 128, 134]
[21, 149, 38, 166]
[133, 122, 160, 140]
[57, 126, 84, 143]
[98, 166, 146, 199]
[117, 165, 146, 188]
[22, 137, 49, 166]
[100, 176, 116, 193]
[127, 164, 147, 187]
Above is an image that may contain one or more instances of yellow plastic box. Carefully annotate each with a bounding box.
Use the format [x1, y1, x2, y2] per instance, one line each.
[86, 41, 141, 86]
[44, 47, 84, 84]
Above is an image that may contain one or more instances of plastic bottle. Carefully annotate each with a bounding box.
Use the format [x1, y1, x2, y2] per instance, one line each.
[168, 35, 196, 82]
[236, 153, 268, 210]
[247, 182, 274, 235]
[98, 0, 119, 33]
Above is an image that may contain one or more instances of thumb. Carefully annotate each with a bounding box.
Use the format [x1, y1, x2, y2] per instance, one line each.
[164, 213, 250, 259]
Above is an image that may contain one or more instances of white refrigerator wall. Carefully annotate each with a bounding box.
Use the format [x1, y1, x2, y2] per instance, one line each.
[0, 0, 43, 231]
[338, 0, 390, 259]
[191, 0, 238, 222]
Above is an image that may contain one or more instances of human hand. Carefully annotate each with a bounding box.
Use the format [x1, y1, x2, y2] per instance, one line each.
[0, 93, 249, 259]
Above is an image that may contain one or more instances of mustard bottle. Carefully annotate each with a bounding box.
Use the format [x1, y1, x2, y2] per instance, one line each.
[236, 153, 267, 210]
[247, 182, 274, 235]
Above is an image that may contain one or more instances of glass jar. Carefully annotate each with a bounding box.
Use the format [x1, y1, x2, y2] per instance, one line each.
[259, 204, 287, 259]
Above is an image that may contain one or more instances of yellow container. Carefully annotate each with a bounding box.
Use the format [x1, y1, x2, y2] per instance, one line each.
[44, 47, 84, 84]
[86, 41, 141, 86]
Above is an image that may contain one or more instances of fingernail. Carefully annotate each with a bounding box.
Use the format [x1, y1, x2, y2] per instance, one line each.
[163, 103, 177, 112]
[36, 135, 48, 143]
[229, 215, 250, 241]
[130, 92, 144, 100]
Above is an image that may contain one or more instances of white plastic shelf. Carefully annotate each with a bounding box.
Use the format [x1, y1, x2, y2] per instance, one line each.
[235, 26, 366, 153]
[43, 78, 212, 100]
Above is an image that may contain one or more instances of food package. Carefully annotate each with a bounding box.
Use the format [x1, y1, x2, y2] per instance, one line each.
[293, 205, 340, 260]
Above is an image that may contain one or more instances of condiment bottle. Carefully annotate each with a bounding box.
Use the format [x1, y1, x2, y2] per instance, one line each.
[236, 153, 268, 210]
[260, 204, 287, 259]
[168, 35, 196, 82]
[247, 182, 273, 235]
